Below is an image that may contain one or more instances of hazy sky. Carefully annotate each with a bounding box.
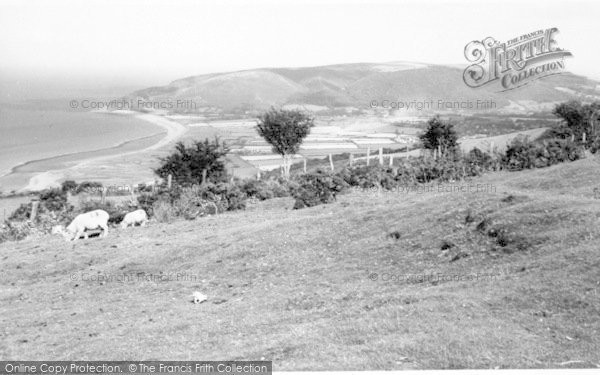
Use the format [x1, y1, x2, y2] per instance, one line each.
[1, 0, 599, 93]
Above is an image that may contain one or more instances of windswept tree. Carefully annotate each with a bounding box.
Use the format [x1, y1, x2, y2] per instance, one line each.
[419, 115, 459, 156]
[256, 108, 314, 178]
[154, 138, 229, 185]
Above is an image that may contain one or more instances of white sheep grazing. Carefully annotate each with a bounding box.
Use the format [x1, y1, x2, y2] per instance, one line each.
[120, 209, 148, 229]
[59, 209, 109, 241]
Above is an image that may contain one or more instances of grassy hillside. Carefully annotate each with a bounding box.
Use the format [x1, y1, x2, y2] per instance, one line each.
[129, 62, 600, 114]
[1, 158, 600, 369]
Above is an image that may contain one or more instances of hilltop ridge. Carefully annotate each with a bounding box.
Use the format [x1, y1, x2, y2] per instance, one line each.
[129, 62, 600, 115]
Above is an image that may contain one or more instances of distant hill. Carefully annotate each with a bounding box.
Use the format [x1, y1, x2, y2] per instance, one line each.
[129, 62, 600, 115]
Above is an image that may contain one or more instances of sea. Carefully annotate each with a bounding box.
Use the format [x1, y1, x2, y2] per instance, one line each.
[0, 100, 164, 193]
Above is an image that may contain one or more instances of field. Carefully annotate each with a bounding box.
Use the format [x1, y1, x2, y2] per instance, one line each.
[1, 157, 599, 369]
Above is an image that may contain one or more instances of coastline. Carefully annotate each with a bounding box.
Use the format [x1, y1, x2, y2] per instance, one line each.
[0, 112, 188, 192]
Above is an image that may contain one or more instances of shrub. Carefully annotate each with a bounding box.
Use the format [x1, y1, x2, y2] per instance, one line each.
[171, 186, 220, 220]
[465, 147, 494, 169]
[152, 201, 177, 223]
[589, 134, 600, 154]
[136, 187, 182, 217]
[9, 188, 73, 223]
[266, 178, 291, 197]
[61, 180, 78, 193]
[339, 165, 389, 189]
[0, 221, 31, 243]
[290, 170, 348, 209]
[502, 136, 584, 171]
[241, 179, 275, 201]
[39, 188, 69, 212]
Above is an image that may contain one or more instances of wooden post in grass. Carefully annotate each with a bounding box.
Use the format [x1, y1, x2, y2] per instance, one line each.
[583, 132, 587, 143]
[349, 153, 354, 166]
[571, 134, 575, 142]
[389, 154, 394, 167]
[366, 147, 371, 166]
[167, 174, 172, 190]
[329, 154, 334, 171]
[201, 169, 207, 185]
[437, 145, 442, 158]
[29, 199, 39, 222]
[303, 158, 307, 173]
[378, 148, 383, 165]
[256, 171, 261, 180]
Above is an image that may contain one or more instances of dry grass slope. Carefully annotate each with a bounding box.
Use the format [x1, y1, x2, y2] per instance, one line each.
[1, 158, 600, 369]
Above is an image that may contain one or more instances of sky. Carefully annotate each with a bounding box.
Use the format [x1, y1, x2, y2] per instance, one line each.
[0, 0, 598, 97]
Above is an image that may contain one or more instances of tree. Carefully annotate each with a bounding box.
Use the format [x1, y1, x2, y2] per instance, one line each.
[552, 100, 600, 143]
[256, 108, 314, 178]
[154, 138, 229, 186]
[419, 115, 459, 156]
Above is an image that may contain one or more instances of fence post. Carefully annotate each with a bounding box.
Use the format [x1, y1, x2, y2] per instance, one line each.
[389, 154, 394, 166]
[571, 134, 575, 142]
[366, 147, 371, 166]
[167, 174, 172, 190]
[303, 158, 307, 173]
[30, 199, 39, 222]
[349, 153, 354, 166]
[256, 171, 261, 180]
[378, 148, 383, 165]
[201, 169, 207, 185]
[583, 132, 587, 143]
[329, 154, 334, 171]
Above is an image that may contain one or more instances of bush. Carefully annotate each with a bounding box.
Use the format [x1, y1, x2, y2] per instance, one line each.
[152, 201, 177, 223]
[9, 188, 73, 223]
[39, 188, 69, 211]
[0, 221, 31, 243]
[61, 180, 78, 193]
[465, 148, 494, 169]
[266, 178, 291, 198]
[290, 170, 347, 209]
[241, 179, 275, 201]
[502, 136, 584, 171]
[138, 180, 247, 221]
[171, 186, 220, 220]
[589, 134, 600, 154]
